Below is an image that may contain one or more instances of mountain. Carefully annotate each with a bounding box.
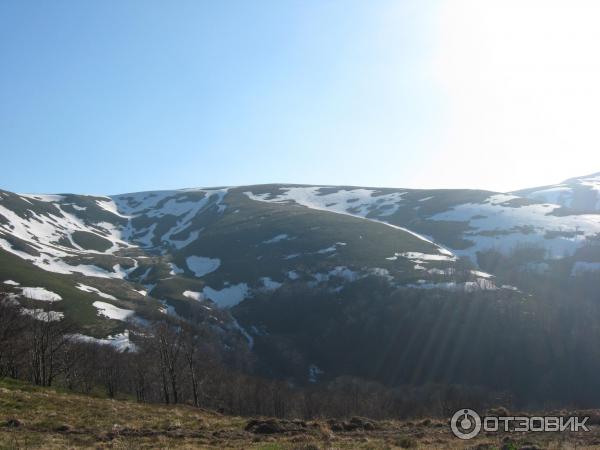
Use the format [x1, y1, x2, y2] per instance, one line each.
[251, 182, 600, 258]
[1, 175, 600, 399]
[515, 172, 600, 213]
[0, 186, 493, 334]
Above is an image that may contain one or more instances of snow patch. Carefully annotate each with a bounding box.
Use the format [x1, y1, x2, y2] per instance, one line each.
[328, 266, 358, 281]
[398, 252, 457, 262]
[262, 234, 292, 244]
[368, 267, 394, 281]
[20, 287, 62, 302]
[231, 318, 254, 348]
[430, 194, 600, 258]
[260, 277, 283, 291]
[186, 256, 221, 277]
[76, 283, 117, 300]
[168, 262, 184, 276]
[203, 283, 249, 308]
[0, 238, 133, 279]
[183, 290, 203, 301]
[21, 308, 64, 322]
[70, 330, 136, 352]
[93, 301, 134, 321]
[405, 278, 500, 292]
[20, 194, 65, 203]
[287, 270, 300, 280]
[470, 270, 494, 278]
[317, 246, 336, 254]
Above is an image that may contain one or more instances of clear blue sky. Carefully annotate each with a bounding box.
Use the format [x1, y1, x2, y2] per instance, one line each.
[2, 1, 599, 194]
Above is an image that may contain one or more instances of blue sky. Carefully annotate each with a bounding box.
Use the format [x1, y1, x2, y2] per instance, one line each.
[2, 1, 600, 194]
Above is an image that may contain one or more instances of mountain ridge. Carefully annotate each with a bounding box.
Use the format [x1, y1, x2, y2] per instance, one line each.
[1, 174, 600, 390]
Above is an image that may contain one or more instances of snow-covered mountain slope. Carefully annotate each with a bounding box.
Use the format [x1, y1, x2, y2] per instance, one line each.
[0, 186, 509, 337]
[0, 190, 133, 277]
[515, 172, 600, 213]
[244, 183, 600, 260]
[1, 174, 600, 349]
[0, 188, 234, 344]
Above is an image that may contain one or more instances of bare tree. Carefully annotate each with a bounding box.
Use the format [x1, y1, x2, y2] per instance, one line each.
[180, 322, 200, 407]
[97, 345, 122, 398]
[153, 321, 183, 404]
[0, 294, 27, 378]
[24, 302, 73, 386]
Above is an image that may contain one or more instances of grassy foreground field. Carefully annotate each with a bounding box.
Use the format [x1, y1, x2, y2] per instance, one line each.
[0, 378, 599, 449]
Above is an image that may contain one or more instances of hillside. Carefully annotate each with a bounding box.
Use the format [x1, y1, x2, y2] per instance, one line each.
[0, 377, 596, 449]
[515, 172, 600, 213]
[1, 175, 600, 399]
[0, 186, 506, 345]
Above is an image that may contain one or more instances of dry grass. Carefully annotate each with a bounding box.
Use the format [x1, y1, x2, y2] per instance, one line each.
[1, 378, 600, 449]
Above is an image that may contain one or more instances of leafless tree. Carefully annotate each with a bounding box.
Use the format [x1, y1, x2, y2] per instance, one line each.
[23, 302, 73, 386]
[153, 321, 183, 404]
[0, 294, 27, 378]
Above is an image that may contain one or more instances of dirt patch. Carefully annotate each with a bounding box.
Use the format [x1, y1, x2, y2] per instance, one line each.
[327, 416, 377, 432]
[245, 418, 316, 435]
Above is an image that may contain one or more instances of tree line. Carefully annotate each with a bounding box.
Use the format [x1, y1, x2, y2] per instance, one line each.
[0, 292, 501, 420]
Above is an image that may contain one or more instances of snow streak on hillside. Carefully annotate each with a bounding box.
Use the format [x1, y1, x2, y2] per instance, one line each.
[244, 187, 452, 254]
[517, 172, 600, 212]
[245, 184, 600, 259]
[0, 189, 230, 279]
[430, 194, 600, 257]
[112, 188, 228, 250]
